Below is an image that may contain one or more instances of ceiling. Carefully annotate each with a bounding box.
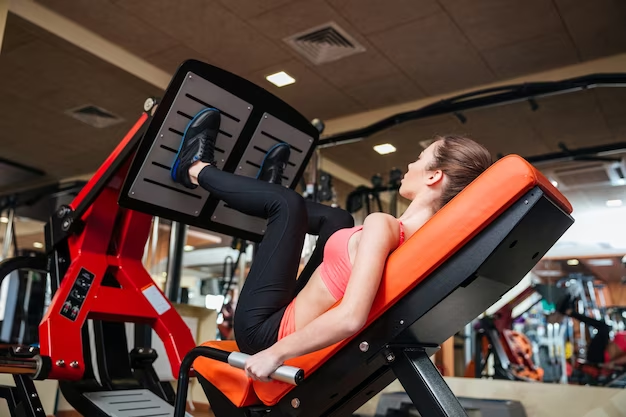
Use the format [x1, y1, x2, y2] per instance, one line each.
[0, 0, 625, 190]
[1, 0, 626, 258]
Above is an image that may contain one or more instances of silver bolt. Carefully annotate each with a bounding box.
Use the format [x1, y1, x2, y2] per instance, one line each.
[386, 353, 395, 362]
[70, 361, 79, 368]
[291, 398, 300, 408]
[212, 216, 217, 220]
[194, 211, 199, 214]
[247, 106, 251, 110]
[143, 98, 155, 112]
[524, 200, 529, 205]
[29, 347, 36, 353]
[400, 320, 404, 325]
[189, 75, 192, 79]
[160, 134, 164, 138]
[131, 192, 135, 195]
[239, 166, 242, 170]
[309, 139, 312, 143]
[36, 407, 43, 413]
[359, 341, 369, 352]
[56, 360, 65, 367]
[261, 230, 265, 233]
[264, 115, 268, 119]
[15, 347, 22, 353]
[31, 393, 37, 398]
[138, 348, 145, 354]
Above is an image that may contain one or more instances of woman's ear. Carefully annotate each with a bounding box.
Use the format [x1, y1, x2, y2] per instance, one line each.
[425, 169, 444, 186]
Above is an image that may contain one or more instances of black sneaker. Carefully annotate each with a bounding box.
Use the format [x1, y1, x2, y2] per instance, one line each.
[171, 108, 221, 189]
[257, 143, 290, 185]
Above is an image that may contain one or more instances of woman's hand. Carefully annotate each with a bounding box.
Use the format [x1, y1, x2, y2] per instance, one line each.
[244, 348, 284, 382]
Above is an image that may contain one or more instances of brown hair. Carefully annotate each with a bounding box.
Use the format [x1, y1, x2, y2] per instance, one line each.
[428, 135, 493, 211]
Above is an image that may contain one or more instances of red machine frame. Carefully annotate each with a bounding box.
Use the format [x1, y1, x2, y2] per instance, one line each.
[39, 111, 196, 381]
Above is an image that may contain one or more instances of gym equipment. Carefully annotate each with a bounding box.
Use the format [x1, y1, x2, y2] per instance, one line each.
[121, 62, 573, 416]
[0, 60, 574, 417]
[470, 317, 544, 382]
[374, 392, 527, 417]
[0, 60, 317, 417]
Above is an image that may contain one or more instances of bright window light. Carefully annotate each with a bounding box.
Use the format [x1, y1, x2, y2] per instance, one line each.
[0, 217, 8, 223]
[606, 199, 623, 207]
[266, 71, 296, 87]
[33, 242, 44, 249]
[373, 143, 397, 155]
[205, 294, 225, 311]
[184, 245, 195, 252]
[567, 259, 579, 266]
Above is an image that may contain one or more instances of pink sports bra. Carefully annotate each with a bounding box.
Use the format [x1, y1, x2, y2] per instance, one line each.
[278, 220, 405, 340]
[320, 220, 405, 300]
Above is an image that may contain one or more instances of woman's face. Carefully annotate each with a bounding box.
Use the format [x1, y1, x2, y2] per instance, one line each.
[399, 142, 441, 200]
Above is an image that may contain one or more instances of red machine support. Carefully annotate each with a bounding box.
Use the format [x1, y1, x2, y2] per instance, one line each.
[38, 113, 196, 380]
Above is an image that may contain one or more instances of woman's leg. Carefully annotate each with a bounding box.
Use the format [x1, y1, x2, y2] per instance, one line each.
[196, 166, 308, 353]
[295, 201, 354, 294]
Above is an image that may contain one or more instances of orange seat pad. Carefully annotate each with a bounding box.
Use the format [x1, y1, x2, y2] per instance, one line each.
[193, 155, 571, 407]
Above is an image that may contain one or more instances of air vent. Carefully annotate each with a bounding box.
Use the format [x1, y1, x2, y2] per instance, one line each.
[284, 22, 366, 65]
[66, 105, 124, 128]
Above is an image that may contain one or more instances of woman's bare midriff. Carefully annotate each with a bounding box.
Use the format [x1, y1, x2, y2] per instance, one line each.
[293, 230, 362, 331]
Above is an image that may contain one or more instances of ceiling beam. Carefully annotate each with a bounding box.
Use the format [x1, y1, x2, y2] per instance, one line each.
[322, 53, 626, 137]
[8, 0, 170, 90]
[0, 0, 8, 52]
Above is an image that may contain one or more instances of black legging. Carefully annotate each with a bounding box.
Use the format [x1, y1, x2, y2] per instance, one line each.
[197, 166, 354, 354]
[569, 311, 611, 363]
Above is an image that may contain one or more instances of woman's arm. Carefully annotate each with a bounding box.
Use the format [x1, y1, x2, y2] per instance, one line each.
[244, 212, 400, 381]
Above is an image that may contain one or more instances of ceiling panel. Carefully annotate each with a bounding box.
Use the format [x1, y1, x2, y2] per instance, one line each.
[523, 90, 613, 151]
[115, 0, 290, 76]
[0, 15, 161, 190]
[327, 0, 442, 35]
[248, 0, 394, 86]
[555, 0, 626, 60]
[459, 104, 551, 157]
[343, 71, 425, 109]
[482, 32, 579, 79]
[594, 89, 626, 141]
[438, 0, 564, 51]
[215, 0, 297, 20]
[35, 0, 179, 58]
[244, 60, 363, 120]
[144, 43, 213, 75]
[368, 12, 495, 95]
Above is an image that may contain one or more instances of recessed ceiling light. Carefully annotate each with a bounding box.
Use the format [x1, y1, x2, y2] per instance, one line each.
[606, 199, 623, 207]
[587, 259, 614, 267]
[33, 242, 44, 249]
[550, 180, 558, 188]
[567, 259, 579, 266]
[373, 143, 396, 155]
[266, 71, 296, 87]
[184, 245, 195, 252]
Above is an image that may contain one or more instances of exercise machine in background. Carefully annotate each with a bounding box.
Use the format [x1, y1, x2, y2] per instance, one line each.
[346, 167, 403, 217]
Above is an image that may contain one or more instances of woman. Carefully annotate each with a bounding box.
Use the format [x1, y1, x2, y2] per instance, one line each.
[170, 108, 492, 381]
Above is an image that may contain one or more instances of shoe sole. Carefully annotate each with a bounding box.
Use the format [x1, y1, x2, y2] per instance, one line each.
[171, 107, 219, 183]
[256, 142, 291, 180]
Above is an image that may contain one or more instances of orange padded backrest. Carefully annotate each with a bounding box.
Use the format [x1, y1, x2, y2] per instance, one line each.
[194, 155, 571, 406]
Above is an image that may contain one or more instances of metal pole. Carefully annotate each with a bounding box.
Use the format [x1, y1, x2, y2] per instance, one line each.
[1, 208, 15, 260]
[149, 216, 160, 273]
[165, 221, 186, 303]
